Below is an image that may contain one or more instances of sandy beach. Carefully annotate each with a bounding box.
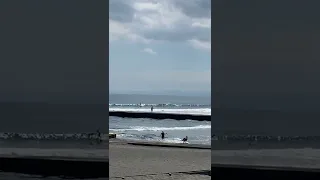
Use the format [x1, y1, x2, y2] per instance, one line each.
[109, 137, 320, 179]
[2, 140, 320, 179]
[109, 139, 211, 180]
[110, 173, 210, 180]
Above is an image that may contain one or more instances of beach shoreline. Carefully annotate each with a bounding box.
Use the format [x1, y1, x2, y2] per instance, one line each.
[110, 137, 210, 148]
[110, 134, 320, 150]
[109, 139, 320, 179]
[110, 137, 320, 169]
[2, 138, 320, 179]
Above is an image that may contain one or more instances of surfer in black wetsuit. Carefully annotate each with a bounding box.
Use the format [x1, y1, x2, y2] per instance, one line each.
[182, 136, 188, 143]
[161, 131, 165, 139]
[151, 106, 154, 112]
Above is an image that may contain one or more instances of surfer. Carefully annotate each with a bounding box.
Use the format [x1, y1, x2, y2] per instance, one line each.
[151, 106, 154, 112]
[161, 131, 165, 139]
[182, 136, 188, 143]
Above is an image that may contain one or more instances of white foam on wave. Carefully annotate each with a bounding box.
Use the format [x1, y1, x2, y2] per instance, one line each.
[110, 125, 211, 132]
[109, 108, 211, 115]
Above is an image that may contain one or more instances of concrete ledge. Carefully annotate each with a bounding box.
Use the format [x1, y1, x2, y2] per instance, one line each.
[127, 142, 211, 149]
[109, 111, 210, 121]
[211, 164, 320, 179]
[109, 133, 116, 138]
[0, 155, 108, 178]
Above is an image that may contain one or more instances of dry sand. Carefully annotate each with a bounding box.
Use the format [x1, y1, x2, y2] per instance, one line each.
[110, 173, 210, 180]
[109, 140, 211, 179]
[110, 139, 320, 179]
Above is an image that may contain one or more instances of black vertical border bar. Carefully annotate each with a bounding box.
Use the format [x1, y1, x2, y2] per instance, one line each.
[0, 0, 109, 178]
[106, 2, 110, 128]
[106, 0, 110, 177]
[212, 0, 320, 179]
[211, 0, 219, 169]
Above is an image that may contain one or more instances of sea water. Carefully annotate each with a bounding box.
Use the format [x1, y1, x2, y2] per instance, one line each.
[109, 94, 211, 145]
[109, 117, 211, 145]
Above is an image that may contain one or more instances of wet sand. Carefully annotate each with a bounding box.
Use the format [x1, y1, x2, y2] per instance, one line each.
[109, 139, 211, 179]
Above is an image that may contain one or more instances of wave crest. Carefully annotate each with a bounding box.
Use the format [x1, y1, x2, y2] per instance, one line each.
[110, 125, 211, 132]
[109, 103, 210, 107]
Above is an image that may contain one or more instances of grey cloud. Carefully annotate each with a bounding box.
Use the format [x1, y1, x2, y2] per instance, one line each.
[109, 0, 134, 22]
[173, 0, 211, 18]
[142, 27, 210, 42]
[109, 0, 211, 23]
[109, 0, 211, 44]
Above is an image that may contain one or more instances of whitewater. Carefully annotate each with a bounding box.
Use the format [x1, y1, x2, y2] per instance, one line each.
[109, 116, 211, 145]
[109, 103, 211, 115]
[109, 94, 211, 145]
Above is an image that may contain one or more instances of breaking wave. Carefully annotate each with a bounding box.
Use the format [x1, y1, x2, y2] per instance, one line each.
[109, 103, 210, 107]
[110, 125, 211, 132]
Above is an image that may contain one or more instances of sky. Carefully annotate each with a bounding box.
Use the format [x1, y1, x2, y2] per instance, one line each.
[109, 0, 211, 96]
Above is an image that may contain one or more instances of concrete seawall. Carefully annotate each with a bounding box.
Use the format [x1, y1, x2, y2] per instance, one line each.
[0, 156, 108, 178]
[109, 111, 211, 121]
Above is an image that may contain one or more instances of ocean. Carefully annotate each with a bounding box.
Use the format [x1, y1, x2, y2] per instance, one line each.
[109, 94, 211, 145]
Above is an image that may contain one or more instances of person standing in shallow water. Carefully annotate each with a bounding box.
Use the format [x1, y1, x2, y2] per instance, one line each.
[151, 106, 154, 112]
[161, 131, 165, 139]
